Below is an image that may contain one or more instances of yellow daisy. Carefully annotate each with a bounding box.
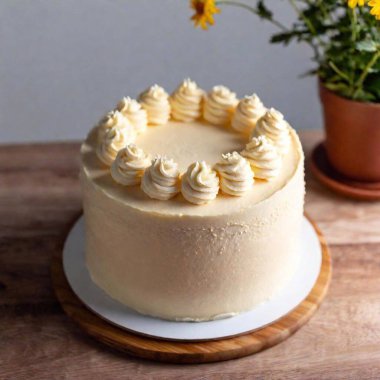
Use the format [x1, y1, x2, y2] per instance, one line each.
[369, 0, 380, 19]
[190, 0, 221, 30]
[348, 0, 366, 7]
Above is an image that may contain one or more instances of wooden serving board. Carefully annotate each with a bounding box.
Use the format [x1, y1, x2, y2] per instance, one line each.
[51, 216, 331, 364]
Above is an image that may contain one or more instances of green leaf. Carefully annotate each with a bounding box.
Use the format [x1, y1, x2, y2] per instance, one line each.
[323, 82, 351, 93]
[270, 32, 295, 45]
[352, 88, 377, 102]
[356, 39, 378, 52]
[270, 30, 308, 45]
[256, 0, 272, 20]
[299, 68, 318, 78]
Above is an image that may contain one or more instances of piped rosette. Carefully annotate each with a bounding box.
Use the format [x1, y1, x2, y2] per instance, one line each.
[139, 85, 171, 126]
[111, 144, 151, 186]
[214, 152, 254, 196]
[141, 156, 180, 200]
[231, 94, 266, 135]
[116, 97, 148, 134]
[252, 108, 291, 155]
[96, 123, 136, 166]
[241, 135, 282, 181]
[170, 78, 205, 122]
[203, 85, 238, 126]
[181, 161, 220, 205]
[97, 110, 131, 142]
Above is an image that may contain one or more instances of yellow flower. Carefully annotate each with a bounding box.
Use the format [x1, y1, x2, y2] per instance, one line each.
[369, 0, 380, 19]
[348, 0, 366, 7]
[190, 0, 221, 30]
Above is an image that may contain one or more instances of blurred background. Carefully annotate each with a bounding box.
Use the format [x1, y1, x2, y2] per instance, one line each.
[1, 0, 321, 143]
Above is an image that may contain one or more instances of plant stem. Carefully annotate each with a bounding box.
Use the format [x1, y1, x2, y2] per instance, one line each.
[348, 7, 358, 94]
[217, 0, 324, 64]
[328, 61, 352, 84]
[215, 0, 289, 31]
[350, 7, 357, 42]
[287, 0, 324, 62]
[288, 0, 316, 35]
[352, 50, 380, 99]
[318, 0, 334, 24]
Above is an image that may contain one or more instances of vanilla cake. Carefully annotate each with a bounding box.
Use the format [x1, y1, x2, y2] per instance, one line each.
[80, 80, 305, 321]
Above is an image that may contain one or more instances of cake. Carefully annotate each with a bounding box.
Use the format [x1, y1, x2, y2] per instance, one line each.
[80, 79, 305, 322]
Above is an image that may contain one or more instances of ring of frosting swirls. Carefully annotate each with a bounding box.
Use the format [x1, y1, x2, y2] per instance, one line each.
[139, 85, 171, 126]
[116, 97, 148, 134]
[93, 80, 296, 204]
[181, 161, 220, 205]
[170, 78, 205, 122]
[141, 156, 180, 200]
[111, 144, 151, 186]
[214, 152, 254, 196]
[241, 135, 282, 180]
[231, 94, 267, 135]
[96, 125, 136, 166]
[203, 85, 238, 125]
[252, 108, 290, 155]
[97, 110, 131, 142]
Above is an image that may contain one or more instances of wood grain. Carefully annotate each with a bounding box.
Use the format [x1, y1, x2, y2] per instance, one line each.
[50, 216, 331, 364]
[1, 131, 380, 379]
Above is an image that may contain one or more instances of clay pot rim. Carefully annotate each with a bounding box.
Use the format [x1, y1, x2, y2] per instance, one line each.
[319, 79, 380, 110]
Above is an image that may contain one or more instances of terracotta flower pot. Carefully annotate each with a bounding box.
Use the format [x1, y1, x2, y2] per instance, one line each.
[319, 82, 380, 182]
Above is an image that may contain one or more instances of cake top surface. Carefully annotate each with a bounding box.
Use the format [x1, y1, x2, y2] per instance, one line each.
[136, 120, 244, 172]
[80, 79, 304, 216]
[81, 120, 303, 217]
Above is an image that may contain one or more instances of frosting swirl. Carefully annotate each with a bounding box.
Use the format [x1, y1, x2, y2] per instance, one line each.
[252, 108, 290, 155]
[139, 84, 171, 126]
[181, 161, 220, 205]
[231, 94, 266, 134]
[111, 144, 151, 186]
[214, 152, 254, 196]
[241, 135, 282, 180]
[203, 85, 238, 125]
[141, 156, 180, 200]
[116, 97, 148, 134]
[96, 125, 136, 166]
[170, 78, 204, 122]
[97, 110, 131, 142]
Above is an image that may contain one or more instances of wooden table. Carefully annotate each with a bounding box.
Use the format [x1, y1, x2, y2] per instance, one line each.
[1, 130, 380, 380]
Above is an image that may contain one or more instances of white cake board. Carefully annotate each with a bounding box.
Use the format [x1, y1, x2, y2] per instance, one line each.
[63, 216, 321, 341]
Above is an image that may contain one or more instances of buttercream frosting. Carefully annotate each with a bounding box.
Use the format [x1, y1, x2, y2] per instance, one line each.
[139, 85, 171, 126]
[203, 85, 238, 125]
[170, 78, 204, 122]
[231, 94, 266, 134]
[252, 108, 291, 155]
[81, 122, 305, 321]
[97, 110, 131, 142]
[111, 144, 151, 186]
[214, 152, 254, 196]
[116, 97, 148, 134]
[141, 156, 180, 200]
[81, 80, 306, 322]
[96, 125, 136, 166]
[241, 135, 282, 180]
[181, 161, 220, 205]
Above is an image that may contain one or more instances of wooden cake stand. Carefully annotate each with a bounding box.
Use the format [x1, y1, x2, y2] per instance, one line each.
[51, 216, 331, 364]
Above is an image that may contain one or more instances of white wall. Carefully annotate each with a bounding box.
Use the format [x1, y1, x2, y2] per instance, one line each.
[0, 0, 321, 143]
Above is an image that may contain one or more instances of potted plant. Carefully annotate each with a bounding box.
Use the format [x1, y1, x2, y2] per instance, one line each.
[189, 0, 380, 182]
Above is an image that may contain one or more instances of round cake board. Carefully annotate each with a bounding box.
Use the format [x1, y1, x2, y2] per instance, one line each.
[311, 142, 380, 201]
[60, 217, 323, 341]
[51, 215, 331, 364]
